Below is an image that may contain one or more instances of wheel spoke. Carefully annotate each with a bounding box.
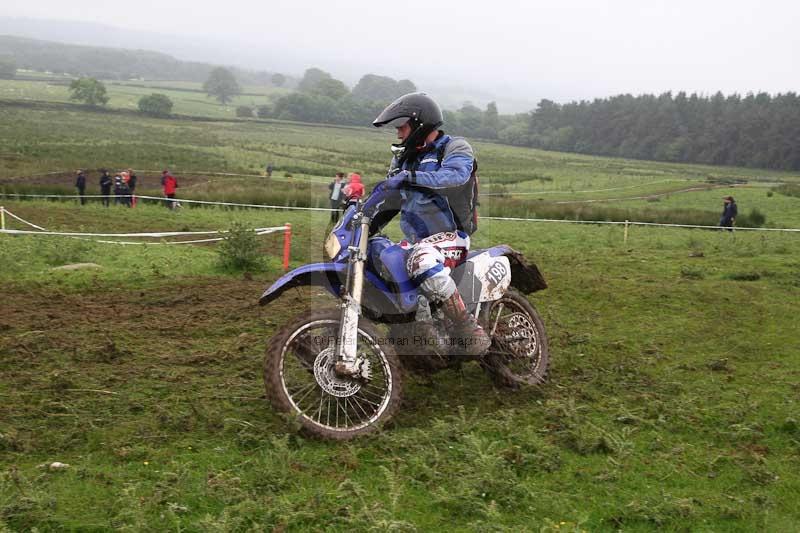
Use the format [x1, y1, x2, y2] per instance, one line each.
[316, 389, 325, 423]
[291, 382, 319, 408]
[353, 392, 381, 408]
[350, 394, 372, 420]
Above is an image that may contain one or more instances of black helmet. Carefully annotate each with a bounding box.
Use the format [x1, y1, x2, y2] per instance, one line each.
[373, 92, 443, 163]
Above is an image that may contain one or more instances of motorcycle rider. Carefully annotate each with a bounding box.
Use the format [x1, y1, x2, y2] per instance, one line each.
[371, 92, 489, 357]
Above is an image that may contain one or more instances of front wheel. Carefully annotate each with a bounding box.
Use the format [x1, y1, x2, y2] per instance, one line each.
[480, 289, 550, 388]
[264, 309, 403, 440]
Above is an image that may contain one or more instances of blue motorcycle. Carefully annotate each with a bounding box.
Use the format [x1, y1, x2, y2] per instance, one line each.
[259, 187, 549, 440]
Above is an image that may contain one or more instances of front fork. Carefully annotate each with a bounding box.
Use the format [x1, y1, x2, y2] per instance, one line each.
[334, 212, 371, 377]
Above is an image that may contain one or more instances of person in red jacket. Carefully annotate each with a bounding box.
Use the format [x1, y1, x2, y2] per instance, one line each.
[342, 172, 364, 208]
[162, 170, 178, 209]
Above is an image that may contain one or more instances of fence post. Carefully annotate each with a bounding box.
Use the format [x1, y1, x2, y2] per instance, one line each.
[624, 219, 629, 243]
[283, 223, 292, 271]
[0, 206, 5, 230]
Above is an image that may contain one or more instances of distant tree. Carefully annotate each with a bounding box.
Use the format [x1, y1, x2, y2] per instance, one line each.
[69, 77, 109, 106]
[478, 101, 500, 138]
[270, 73, 286, 87]
[203, 67, 241, 105]
[0, 56, 16, 79]
[311, 78, 349, 100]
[236, 105, 254, 117]
[396, 79, 416, 94]
[458, 102, 484, 134]
[297, 67, 332, 93]
[484, 102, 499, 129]
[352, 74, 417, 102]
[137, 93, 173, 117]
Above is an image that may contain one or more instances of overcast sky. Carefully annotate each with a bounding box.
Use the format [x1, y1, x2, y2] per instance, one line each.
[3, 0, 799, 111]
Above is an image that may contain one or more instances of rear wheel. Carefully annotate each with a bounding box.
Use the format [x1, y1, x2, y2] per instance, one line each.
[264, 309, 404, 440]
[480, 289, 549, 388]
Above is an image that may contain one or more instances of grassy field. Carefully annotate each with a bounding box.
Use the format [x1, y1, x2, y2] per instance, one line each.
[0, 78, 286, 119]
[1, 200, 799, 530]
[2, 101, 800, 228]
[1, 96, 800, 529]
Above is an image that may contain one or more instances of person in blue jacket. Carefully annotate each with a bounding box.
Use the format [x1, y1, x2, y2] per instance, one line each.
[75, 169, 87, 205]
[719, 195, 737, 231]
[369, 92, 488, 356]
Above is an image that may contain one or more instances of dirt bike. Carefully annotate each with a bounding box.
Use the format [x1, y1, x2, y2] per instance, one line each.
[259, 186, 549, 440]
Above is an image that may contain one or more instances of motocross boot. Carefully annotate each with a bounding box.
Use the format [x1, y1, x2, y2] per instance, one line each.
[440, 289, 492, 358]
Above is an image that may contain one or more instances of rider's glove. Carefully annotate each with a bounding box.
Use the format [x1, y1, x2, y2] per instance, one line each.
[384, 170, 409, 190]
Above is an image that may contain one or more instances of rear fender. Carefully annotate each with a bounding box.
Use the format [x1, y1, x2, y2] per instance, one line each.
[482, 245, 547, 294]
[259, 263, 345, 305]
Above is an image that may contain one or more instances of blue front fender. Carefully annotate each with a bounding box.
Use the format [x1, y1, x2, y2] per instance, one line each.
[259, 263, 346, 305]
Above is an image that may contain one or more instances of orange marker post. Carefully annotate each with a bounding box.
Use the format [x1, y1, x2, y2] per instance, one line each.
[282, 223, 292, 271]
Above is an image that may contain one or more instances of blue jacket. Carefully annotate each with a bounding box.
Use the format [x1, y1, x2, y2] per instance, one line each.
[389, 133, 474, 241]
[720, 201, 737, 224]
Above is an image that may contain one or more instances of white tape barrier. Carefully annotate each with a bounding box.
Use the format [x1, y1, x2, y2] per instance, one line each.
[3, 195, 799, 233]
[0, 227, 284, 237]
[0, 193, 337, 212]
[3, 207, 48, 231]
[0, 206, 286, 245]
[481, 216, 800, 232]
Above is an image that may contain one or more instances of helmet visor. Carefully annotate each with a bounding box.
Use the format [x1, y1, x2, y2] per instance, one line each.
[386, 117, 411, 128]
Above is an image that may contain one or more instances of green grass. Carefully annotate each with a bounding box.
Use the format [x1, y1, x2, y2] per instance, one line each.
[1, 95, 800, 529]
[1, 200, 800, 530]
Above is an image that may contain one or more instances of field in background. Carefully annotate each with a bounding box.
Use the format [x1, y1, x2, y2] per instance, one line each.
[0, 77, 287, 119]
[1, 90, 800, 529]
[3, 102, 800, 228]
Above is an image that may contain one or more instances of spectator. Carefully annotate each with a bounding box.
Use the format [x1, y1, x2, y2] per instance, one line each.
[342, 172, 364, 208]
[163, 171, 178, 209]
[75, 169, 86, 205]
[127, 168, 138, 207]
[99, 169, 112, 207]
[266, 163, 273, 178]
[119, 178, 132, 208]
[719, 195, 737, 231]
[113, 174, 125, 205]
[328, 172, 345, 223]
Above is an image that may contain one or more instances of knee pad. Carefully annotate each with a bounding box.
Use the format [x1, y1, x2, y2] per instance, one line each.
[420, 273, 456, 303]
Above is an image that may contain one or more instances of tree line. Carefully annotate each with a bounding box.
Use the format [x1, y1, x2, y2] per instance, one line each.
[514, 92, 800, 171]
[245, 68, 416, 126]
[0, 35, 288, 86]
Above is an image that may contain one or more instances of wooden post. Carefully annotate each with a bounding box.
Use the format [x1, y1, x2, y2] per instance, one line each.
[624, 220, 629, 243]
[0, 206, 5, 231]
[282, 223, 292, 271]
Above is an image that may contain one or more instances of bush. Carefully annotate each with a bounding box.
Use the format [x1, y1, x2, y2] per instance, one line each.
[747, 208, 766, 227]
[680, 265, 705, 280]
[137, 93, 173, 117]
[256, 105, 272, 118]
[69, 77, 109, 106]
[41, 238, 96, 266]
[236, 105, 254, 118]
[217, 222, 265, 271]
